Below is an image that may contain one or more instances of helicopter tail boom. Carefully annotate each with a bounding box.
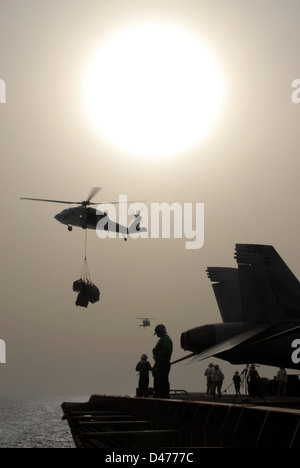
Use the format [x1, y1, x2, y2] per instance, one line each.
[127, 215, 147, 236]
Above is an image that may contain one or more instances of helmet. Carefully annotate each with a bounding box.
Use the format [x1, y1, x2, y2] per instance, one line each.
[141, 354, 148, 360]
[154, 324, 167, 336]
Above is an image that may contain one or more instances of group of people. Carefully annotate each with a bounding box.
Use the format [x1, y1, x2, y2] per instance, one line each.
[205, 363, 289, 399]
[135, 324, 173, 399]
[136, 326, 289, 400]
[204, 363, 225, 399]
[242, 365, 288, 399]
[204, 363, 262, 399]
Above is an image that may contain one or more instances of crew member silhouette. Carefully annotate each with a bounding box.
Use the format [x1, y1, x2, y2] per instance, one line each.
[135, 354, 152, 397]
[152, 324, 173, 398]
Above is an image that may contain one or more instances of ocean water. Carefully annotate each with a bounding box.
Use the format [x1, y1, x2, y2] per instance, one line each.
[0, 396, 86, 448]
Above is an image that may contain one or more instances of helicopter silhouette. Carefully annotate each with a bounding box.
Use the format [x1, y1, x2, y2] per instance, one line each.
[134, 317, 157, 328]
[20, 187, 146, 241]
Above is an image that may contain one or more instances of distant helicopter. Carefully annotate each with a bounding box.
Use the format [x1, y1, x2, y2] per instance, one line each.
[134, 317, 157, 328]
[20, 187, 146, 241]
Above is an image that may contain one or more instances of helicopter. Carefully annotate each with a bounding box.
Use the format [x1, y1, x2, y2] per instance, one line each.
[20, 187, 146, 241]
[134, 317, 157, 328]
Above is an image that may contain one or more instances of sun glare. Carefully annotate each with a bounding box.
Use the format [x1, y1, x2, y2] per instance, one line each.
[83, 23, 223, 159]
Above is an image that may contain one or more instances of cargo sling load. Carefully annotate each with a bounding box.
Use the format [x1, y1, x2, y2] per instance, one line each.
[73, 231, 100, 308]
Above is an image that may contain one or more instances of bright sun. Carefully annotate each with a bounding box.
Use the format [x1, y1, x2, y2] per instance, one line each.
[83, 23, 223, 159]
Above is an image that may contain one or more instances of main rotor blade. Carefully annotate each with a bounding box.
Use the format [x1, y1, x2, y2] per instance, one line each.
[133, 317, 157, 320]
[20, 197, 79, 204]
[86, 187, 102, 203]
[89, 200, 146, 205]
[21, 191, 146, 206]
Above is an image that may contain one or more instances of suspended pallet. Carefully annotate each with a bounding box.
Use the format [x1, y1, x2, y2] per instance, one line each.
[73, 231, 100, 307]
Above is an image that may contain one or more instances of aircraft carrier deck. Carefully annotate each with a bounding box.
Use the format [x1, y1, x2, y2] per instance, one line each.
[61, 393, 300, 448]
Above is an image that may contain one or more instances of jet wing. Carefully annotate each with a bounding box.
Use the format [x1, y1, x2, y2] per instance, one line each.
[171, 352, 197, 365]
[192, 323, 272, 362]
[172, 324, 272, 366]
[244, 324, 300, 347]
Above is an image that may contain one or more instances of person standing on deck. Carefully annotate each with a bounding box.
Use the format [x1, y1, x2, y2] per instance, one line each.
[135, 354, 152, 397]
[204, 363, 214, 395]
[276, 367, 288, 398]
[211, 364, 224, 400]
[152, 324, 173, 399]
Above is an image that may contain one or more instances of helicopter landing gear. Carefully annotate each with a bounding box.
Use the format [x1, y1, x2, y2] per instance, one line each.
[68, 225, 73, 231]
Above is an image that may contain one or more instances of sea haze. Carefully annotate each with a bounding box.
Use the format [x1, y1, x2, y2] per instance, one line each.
[0, 396, 86, 448]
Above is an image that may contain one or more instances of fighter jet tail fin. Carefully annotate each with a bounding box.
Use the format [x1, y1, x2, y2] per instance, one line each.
[235, 244, 300, 321]
[206, 267, 242, 322]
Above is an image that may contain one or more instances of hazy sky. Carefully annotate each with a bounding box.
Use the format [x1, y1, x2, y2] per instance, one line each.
[1, 0, 300, 398]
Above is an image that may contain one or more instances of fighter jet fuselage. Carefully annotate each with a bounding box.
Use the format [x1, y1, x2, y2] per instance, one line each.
[178, 244, 300, 371]
[181, 321, 300, 369]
